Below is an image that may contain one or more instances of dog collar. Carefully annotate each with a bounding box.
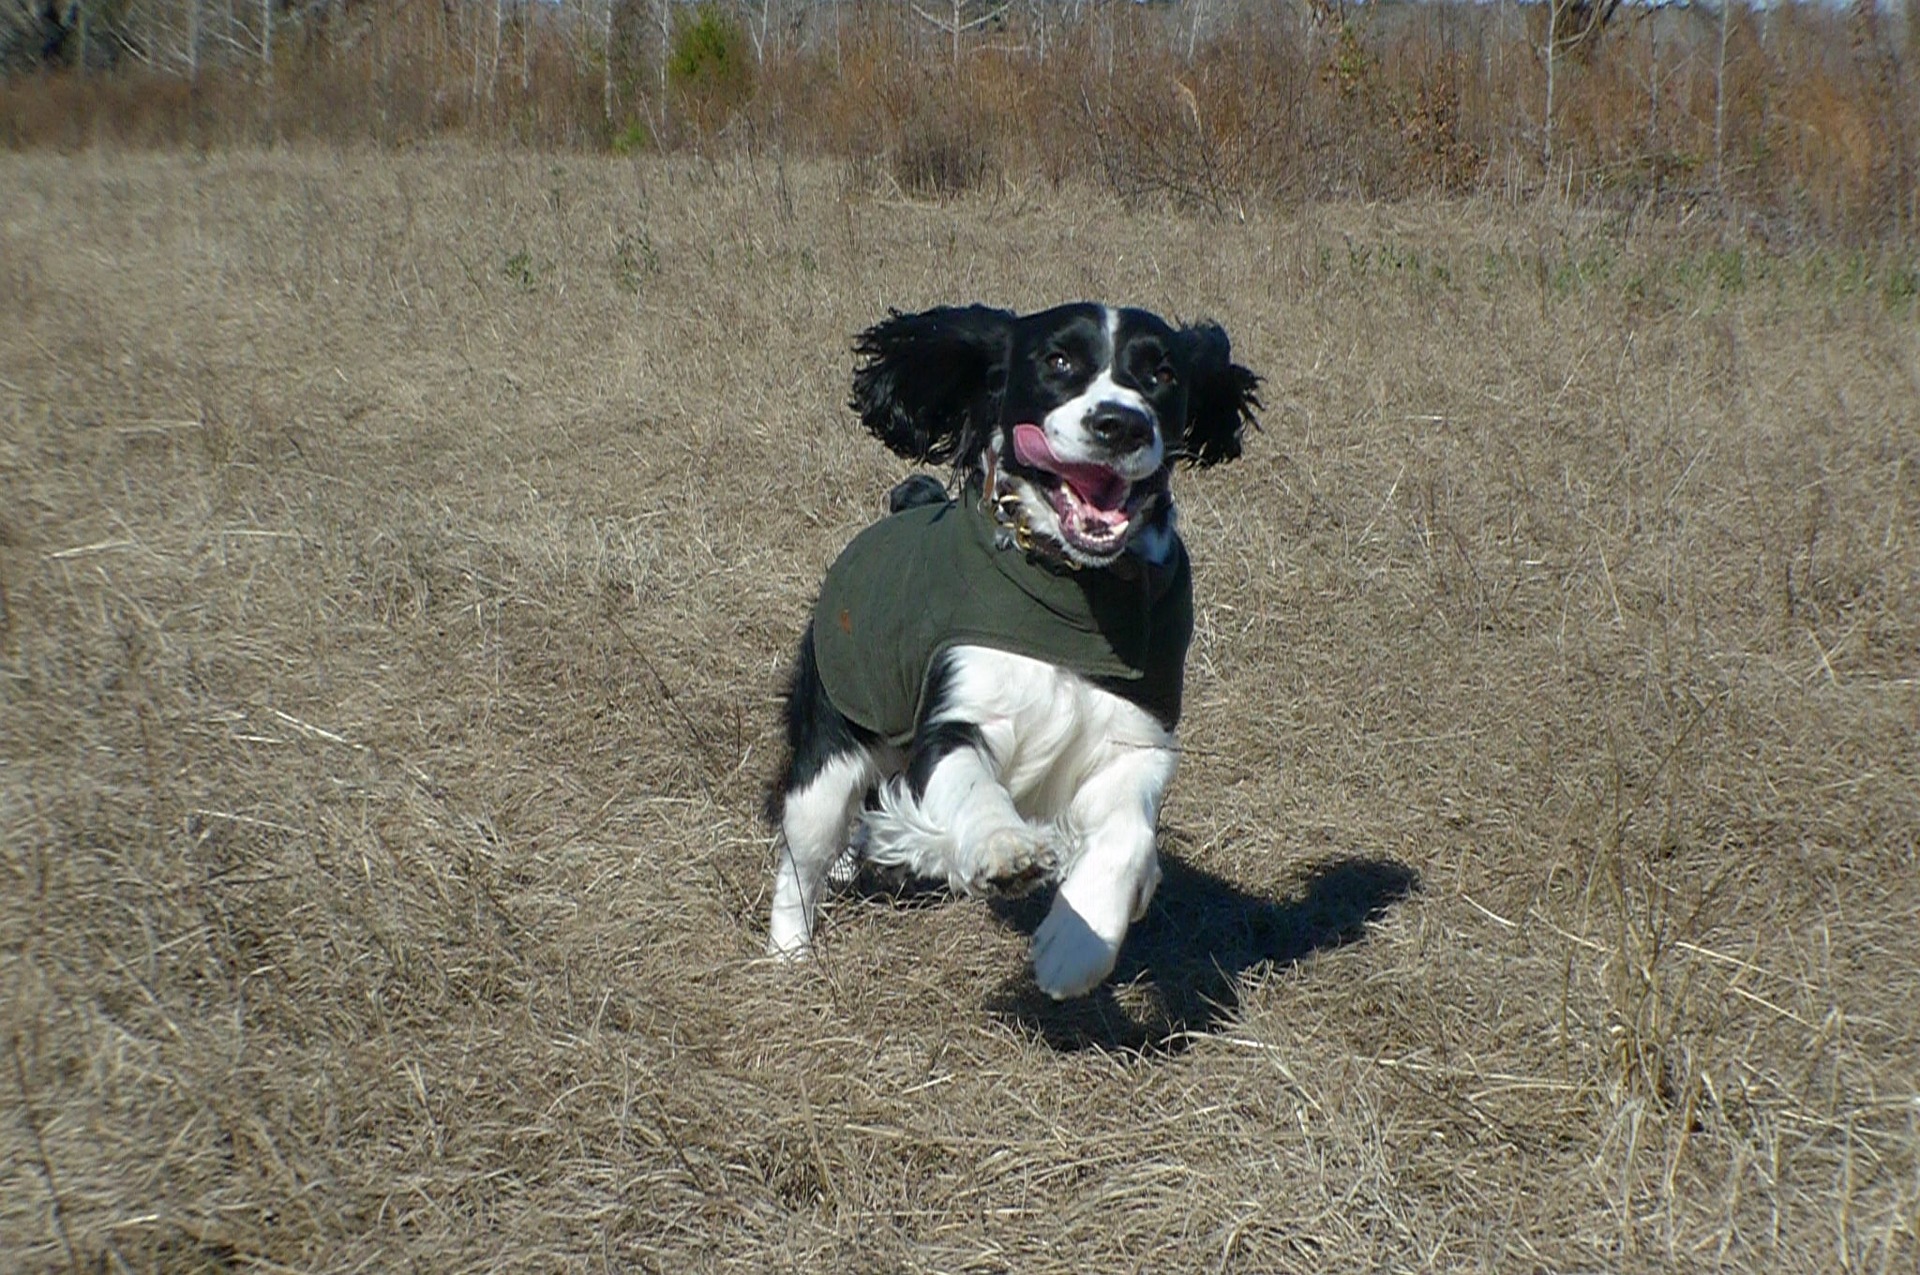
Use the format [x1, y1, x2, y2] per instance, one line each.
[981, 447, 1083, 571]
[978, 450, 1168, 582]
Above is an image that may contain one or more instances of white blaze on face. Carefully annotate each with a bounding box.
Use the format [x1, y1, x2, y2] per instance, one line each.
[996, 306, 1176, 566]
[1038, 307, 1164, 479]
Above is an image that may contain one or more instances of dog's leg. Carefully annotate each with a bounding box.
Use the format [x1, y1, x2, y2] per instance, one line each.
[769, 750, 878, 957]
[767, 627, 881, 958]
[1030, 741, 1177, 999]
[866, 719, 1057, 895]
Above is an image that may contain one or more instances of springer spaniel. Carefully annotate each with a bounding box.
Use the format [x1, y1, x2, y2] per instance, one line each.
[766, 303, 1260, 998]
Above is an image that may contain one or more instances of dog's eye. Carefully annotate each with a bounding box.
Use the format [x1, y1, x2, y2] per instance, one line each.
[1046, 352, 1075, 374]
[1153, 366, 1178, 387]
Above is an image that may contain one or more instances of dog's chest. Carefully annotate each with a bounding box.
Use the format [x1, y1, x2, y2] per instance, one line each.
[942, 644, 1172, 816]
[811, 495, 1193, 745]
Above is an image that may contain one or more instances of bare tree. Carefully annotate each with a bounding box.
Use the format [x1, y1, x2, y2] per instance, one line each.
[1540, 0, 1628, 169]
[1185, 0, 1208, 62]
[603, 0, 616, 123]
[1713, 0, 1732, 191]
[736, 0, 775, 64]
[912, 0, 1012, 70]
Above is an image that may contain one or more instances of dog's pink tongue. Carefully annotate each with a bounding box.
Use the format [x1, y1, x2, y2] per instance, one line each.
[1011, 424, 1129, 513]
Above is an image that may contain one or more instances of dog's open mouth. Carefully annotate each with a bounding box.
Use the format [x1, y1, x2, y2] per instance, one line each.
[1009, 424, 1143, 555]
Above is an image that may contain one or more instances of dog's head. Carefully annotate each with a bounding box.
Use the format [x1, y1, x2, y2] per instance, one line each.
[851, 303, 1261, 568]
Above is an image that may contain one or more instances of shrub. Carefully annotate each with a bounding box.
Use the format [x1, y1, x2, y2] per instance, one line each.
[894, 113, 993, 198]
[668, 4, 750, 135]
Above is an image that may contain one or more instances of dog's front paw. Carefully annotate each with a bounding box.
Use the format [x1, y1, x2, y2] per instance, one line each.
[1031, 894, 1122, 999]
[766, 927, 811, 961]
[766, 905, 815, 961]
[961, 825, 1058, 897]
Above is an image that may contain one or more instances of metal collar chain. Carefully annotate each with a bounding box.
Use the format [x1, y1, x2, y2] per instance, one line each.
[980, 448, 1082, 571]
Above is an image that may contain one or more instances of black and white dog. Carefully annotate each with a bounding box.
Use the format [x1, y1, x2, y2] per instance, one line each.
[767, 303, 1260, 998]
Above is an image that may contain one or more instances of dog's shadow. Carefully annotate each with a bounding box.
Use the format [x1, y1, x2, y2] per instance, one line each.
[979, 848, 1420, 1055]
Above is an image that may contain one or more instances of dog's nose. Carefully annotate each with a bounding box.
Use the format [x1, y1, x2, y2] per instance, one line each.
[1086, 403, 1154, 453]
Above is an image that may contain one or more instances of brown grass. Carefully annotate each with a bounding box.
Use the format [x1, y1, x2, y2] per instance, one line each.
[3, 147, 1919, 1272]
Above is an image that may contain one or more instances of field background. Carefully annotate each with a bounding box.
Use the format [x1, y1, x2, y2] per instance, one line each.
[3, 145, 1919, 1271]
[6, 0, 1919, 241]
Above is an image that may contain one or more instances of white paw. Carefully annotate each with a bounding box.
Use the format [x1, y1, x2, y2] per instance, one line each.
[1130, 852, 1163, 922]
[1031, 894, 1122, 999]
[766, 912, 813, 961]
[962, 825, 1058, 896]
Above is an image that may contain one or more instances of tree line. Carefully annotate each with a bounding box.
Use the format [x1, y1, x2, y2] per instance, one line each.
[3, 0, 1914, 241]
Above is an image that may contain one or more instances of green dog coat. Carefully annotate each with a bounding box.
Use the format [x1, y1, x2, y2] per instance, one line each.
[811, 489, 1193, 744]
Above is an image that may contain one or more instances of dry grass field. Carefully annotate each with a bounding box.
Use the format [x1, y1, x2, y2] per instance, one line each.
[2, 147, 1917, 1272]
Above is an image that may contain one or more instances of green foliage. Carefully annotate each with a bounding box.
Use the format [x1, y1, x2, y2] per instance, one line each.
[502, 249, 537, 292]
[668, 6, 749, 98]
[609, 119, 650, 156]
[1883, 261, 1919, 311]
[1325, 20, 1377, 101]
[610, 229, 660, 293]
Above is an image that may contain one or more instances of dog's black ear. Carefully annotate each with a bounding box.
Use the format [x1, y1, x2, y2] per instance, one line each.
[1177, 322, 1262, 468]
[851, 306, 1014, 465]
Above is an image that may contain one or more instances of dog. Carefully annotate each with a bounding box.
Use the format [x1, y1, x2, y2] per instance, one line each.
[766, 303, 1260, 998]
